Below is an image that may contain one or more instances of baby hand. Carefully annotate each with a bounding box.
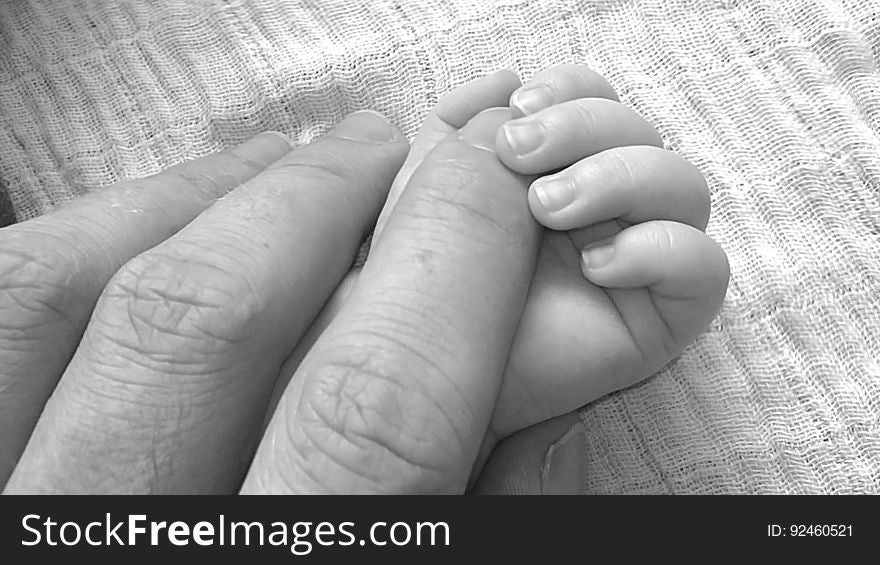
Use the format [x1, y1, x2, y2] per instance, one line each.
[490, 64, 730, 437]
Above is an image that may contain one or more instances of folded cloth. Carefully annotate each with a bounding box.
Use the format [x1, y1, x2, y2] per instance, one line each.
[1, 0, 879, 493]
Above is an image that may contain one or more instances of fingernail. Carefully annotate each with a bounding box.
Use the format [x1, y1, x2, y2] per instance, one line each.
[261, 131, 292, 147]
[581, 238, 616, 270]
[541, 421, 587, 495]
[503, 119, 545, 156]
[458, 107, 511, 152]
[332, 110, 400, 143]
[511, 84, 554, 116]
[532, 176, 575, 213]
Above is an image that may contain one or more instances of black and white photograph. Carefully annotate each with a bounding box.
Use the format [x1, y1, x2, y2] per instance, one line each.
[0, 0, 875, 557]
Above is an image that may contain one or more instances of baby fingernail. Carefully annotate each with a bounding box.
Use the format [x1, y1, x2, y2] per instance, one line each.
[541, 420, 588, 495]
[503, 119, 545, 156]
[533, 176, 575, 213]
[458, 107, 511, 152]
[332, 110, 401, 143]
[511, 84, 554, 116]
[581, 239, 616, 270]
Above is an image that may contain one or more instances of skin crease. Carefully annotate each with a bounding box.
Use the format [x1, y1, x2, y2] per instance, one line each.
[0, 64, 728, 494]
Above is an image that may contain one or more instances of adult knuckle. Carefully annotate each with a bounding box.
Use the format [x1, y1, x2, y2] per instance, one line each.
[98, 250, 263, 358]
[294, 344, 462, 493]
[0, 233, 80, 333]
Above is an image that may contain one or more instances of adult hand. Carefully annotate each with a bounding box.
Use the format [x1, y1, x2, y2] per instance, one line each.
[0, 97, 543, 493]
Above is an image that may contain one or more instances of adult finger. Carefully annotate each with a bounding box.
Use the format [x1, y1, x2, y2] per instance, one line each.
[0, 132, 291, 486]
[5, 112, 408, 494]
[244, 108, 542, 494]
[371, 69, 521, 247]
[265, 268, 362, 428]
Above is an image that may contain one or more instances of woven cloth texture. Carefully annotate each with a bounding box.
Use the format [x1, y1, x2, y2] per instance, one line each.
[2, 0, 879, 494]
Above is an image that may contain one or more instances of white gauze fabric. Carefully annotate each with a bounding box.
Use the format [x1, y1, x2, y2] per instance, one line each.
[1, 0, 879, 493]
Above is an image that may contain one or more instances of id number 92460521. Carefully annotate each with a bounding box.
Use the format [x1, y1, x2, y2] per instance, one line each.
[767, 524, 853, 537]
